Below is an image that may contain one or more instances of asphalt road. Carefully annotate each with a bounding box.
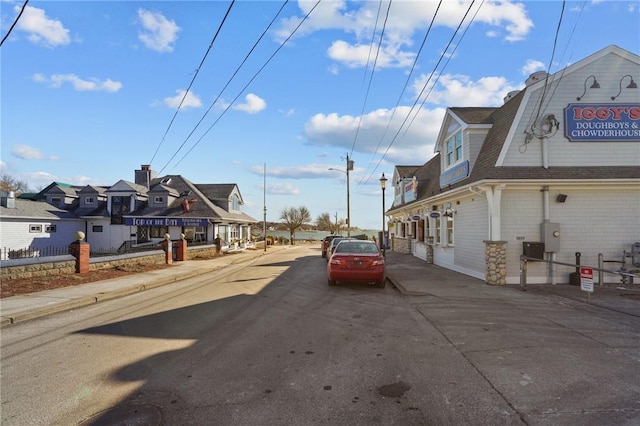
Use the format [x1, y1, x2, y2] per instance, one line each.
[1, 245, 527, 425]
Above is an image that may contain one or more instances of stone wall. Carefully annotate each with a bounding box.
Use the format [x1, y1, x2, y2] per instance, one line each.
[2, 250, 167, 281]
[392, 237, 411, 254]
[0, 256, 76, 280]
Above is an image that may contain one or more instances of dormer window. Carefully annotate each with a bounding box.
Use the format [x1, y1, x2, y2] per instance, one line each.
[51, 197, 61, 205]
[85, 197, 95, 205]
[446, 131, 463, 167]
[154, 196, 164, 204]
[231, 194, 240, 211]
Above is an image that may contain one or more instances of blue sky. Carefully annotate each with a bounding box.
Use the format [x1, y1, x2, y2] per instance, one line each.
[1, 0, 638, 230]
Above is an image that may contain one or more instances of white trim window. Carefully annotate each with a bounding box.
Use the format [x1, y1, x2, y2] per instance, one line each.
[30, 224, 43, 233]
[446, 131, 463, 167]
[154, 196, 164, 204]
[85, 197, 95, 205]
[446, 215, 454, 246]
[45, 224, 57, 233]
[434, 217, 441, 244]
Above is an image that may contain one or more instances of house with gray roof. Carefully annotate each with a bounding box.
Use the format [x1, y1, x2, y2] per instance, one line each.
[386, 45, 640, 285]
[0, 191, 83, 259]
[1, 165, 258, 255]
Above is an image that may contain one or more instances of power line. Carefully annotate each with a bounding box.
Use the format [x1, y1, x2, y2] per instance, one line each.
[362, 0, 479, 187]
[165, 0, 322, 172]
[156, 0, 291, 175]
[358, 0, 444, 186]
[150, 0, 236, 166]
[0, 0, 29, 47]
[349, 0, 393, 158]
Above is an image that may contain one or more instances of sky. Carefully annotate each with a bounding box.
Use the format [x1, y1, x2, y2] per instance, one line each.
[1, 0, 639, 230]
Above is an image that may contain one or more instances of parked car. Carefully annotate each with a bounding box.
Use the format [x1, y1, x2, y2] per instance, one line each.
[327, 240, 386, 288]
[321, 235, 343, 258]
[326, 237, 353, 260]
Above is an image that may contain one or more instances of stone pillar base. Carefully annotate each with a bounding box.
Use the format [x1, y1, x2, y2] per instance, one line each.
[484, 240, 507, 285]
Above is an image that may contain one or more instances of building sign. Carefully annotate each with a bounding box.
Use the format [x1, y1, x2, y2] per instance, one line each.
[564, 104, 640, 142]
[125, 217, 209, 227]
[403, 177, 418, 203]
[440, 161, 469, 186]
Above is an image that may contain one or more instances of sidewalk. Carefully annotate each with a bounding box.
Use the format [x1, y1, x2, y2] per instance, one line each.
[384, 250, 640, 317]
[0, 246, 289, 327]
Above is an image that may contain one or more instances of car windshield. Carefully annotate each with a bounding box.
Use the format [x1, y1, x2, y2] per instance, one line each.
[334, 241, 379, 254]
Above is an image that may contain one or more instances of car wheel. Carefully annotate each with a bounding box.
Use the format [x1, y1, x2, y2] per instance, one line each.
[328, 278, 336, 286]
[377, 280, 386, 288]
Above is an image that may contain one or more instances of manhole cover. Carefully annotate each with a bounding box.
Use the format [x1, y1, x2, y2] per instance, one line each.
[79, 402, 162, 426]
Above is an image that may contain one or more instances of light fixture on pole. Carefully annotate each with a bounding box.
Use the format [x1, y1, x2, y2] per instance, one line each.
[611, 74, 637, 100]
[576, 75, 600, 101]
[379, 173, 388, 256]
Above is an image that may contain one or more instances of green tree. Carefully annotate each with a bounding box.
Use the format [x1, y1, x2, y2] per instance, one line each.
[0, 174, 31, 195]
[280, 206, 311, 244]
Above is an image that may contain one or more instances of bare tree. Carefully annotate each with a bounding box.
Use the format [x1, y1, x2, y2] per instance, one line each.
[316, 212, 343, 234]
[280, 206, 311, 244]
[0, 174, 32, 195]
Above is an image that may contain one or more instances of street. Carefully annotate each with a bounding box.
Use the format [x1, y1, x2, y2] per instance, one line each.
[1, 246, 521, 425]
[3, 245, 640, 425]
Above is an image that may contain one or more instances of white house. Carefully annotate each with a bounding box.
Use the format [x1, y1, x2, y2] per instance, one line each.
[387, 45, 640, 285]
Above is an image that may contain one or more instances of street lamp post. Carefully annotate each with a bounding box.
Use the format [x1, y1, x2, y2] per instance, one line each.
[379, 173, 388, 255]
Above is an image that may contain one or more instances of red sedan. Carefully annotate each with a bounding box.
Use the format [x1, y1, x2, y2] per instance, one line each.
[327, 240, 386, 288]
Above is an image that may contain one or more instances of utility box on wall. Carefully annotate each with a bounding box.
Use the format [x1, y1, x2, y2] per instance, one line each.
[540, 222, 561, 252]
[523, 242, 545, 260]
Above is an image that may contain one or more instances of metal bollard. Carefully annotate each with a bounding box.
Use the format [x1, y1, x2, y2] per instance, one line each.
[520, 255, 527, 291]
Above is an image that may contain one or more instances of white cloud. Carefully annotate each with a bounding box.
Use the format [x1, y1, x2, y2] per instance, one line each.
[163, 89, 202, 109]
[267, 182, 300, 195]
[412, 73, 521, 107]
[233, 93, 266, 114]
[304, 106, 443, 164]
[32, 73, 123, 92]
[137, 9, 181, 52]
[16, 5, 71, 47]
[275, 1, 533, 70]
[327, 40, 414, 69]
[521, 59, 545, 76]
[11, 145, 59, 161]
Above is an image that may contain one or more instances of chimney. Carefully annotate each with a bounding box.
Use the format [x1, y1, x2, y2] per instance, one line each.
[135, 164, 157, 188]
[1, 191, 16, 208]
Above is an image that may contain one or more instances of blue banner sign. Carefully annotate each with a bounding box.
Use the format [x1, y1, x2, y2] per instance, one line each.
[440, 161, 469, 186]
[564, 104, 640, 141]
[125, 217, 209, 227]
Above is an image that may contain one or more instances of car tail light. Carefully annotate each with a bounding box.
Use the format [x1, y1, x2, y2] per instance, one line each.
[370, 258, 385, 267]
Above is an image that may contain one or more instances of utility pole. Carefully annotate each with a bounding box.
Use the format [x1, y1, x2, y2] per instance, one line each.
[346, 154, 353, 237]
[263, 163, 267, 252]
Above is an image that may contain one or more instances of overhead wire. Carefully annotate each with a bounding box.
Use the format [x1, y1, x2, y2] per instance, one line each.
[156, 0, 291, 175]
[362, 0, 478, 185]
[150, 0, 236, 165]
[165, 0, 322, 172]
[527, 0, 565, 137]
[356, 0, 444, 186]
[349, 0, 393, 158]
[0, 0, 29, 47]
